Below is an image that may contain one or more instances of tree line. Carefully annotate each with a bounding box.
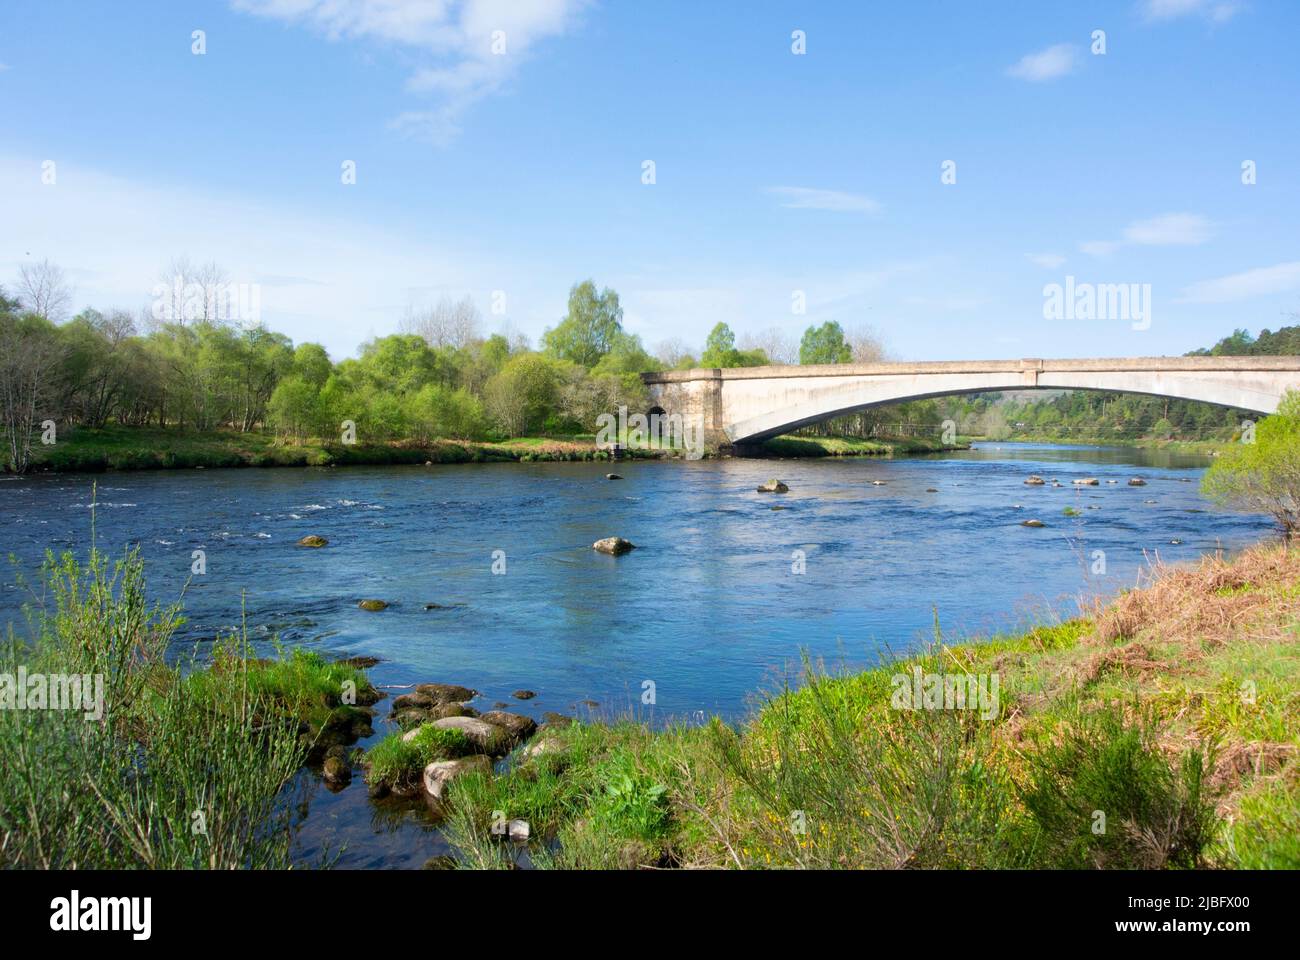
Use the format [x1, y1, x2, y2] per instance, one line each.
[2, 257, 1290, 472]
[0, 267, 891, 472]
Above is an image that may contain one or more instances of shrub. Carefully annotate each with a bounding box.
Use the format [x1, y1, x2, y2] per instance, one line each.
[1016, 706, 1219, 869]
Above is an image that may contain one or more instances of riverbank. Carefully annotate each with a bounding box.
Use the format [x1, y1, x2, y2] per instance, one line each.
[971, 433, 1228, 455]
[441, 540, 1298, 869]
[23, 425, 640, 472]
[752, 435, 969, 457]
[21, 425, 967, 473]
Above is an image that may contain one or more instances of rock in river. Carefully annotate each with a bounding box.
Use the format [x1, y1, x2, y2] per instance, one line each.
[357, 599, 388, 611]
[605, 473, 624, 480]
[480, 710, 538, 743]
[432, 716, 511, 755]
[322, 754, 351, 787]
[593, 537, 636, 555]
[423, 755, 492, 801]
[1024, 476, 1046, 486]
[1128, 477, 1147, 486]
[297, 535, 329, 548]
[757, 479, 789, 493]
[1021, 519, 1046, 528]
[416, 682, 477, 704]
[1072, 478, 1100, 486]
[512, 689, 537, 700]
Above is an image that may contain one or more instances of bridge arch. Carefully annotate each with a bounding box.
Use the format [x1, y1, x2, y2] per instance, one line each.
[642, 357, 1300, 447]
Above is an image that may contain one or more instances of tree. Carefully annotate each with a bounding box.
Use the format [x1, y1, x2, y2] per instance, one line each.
[739, 327, 797, 365]
[542, 280, 623, 368]
[485, 354, 562, 437]
[799, 321, 852, 365]
[401, 295, 481, 350]
[701, 322, 768, 368]
[1203, 391, 1300, 539]
[16, 259, 73, 322]
[846, 324, 886, 363]
[0, 307, 65, 472]
[152, 257, 231, 327]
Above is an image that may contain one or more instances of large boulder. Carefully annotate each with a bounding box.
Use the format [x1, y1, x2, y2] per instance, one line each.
[1023, 476, 1046, 486]
[756, 479, 789, 493]
[432, 716, 511, 755]
[480, 710, 538, 744]
[297, 535, 329, 548]
[423, 755, 492, 801]
[416, 683, 477, 704]
[593, 537, 636, 555]
[357, 599, 388, 611]
[1072, 478, 1100, 486]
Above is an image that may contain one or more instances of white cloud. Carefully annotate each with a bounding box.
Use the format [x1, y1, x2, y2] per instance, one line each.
[1123, 212, 1213, 246]
[1080, 213, 1212, 257]
[1079, 240, 1119, 258]
[1177, 261, 1300, 303]
[1006, 43, 1078, 82]
[766, 187, 880, 215]
[1026, 253, 1066, 269]
[1142, 0, 1240, 23]
[231, 0, 590, 144]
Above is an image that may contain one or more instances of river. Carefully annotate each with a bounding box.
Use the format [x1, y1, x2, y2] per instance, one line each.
[0, 442, 1273, 866]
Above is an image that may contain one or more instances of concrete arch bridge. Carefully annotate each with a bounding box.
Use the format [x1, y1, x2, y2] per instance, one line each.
[641, 356, 1300, 449]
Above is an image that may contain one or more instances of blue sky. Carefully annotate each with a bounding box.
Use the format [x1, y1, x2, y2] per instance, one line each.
[2, 0, 1298, 362]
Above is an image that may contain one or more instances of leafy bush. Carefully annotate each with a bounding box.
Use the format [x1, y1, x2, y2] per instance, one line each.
[1017, 706, 1219, 869]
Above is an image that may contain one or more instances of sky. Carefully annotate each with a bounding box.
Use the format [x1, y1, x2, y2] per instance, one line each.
[2, 0, 1298, 363]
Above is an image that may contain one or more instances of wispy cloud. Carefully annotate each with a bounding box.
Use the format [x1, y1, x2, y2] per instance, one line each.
[766, 187, 880, 215]
[1123, 212, 1214, 246]
[1006, 43, 1078, 82]
[1141, 0, 1240, 24]
[1177, 261, 1300, 303]
[1025, 253, 1066, 269]
[1081, 212, 1213, 257]
[230, 0, 590, 145]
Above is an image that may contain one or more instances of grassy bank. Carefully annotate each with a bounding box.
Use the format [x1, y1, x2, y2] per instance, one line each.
[970, 433, 1228, 455]
[24, 425, 970, 473]
[754, 435, 970, 458]
[25, 425, 652, 473]
[445, 542, 1300, 869]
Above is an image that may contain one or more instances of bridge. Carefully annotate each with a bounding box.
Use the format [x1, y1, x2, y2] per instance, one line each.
[642, 356, 1300, 448]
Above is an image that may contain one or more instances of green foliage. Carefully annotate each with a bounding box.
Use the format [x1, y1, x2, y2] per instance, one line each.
[365, 726, 474, 791]
[701, 322, 769, 368]
[591, 755, 671, 840]
[0, 539, 307, 868]
[1203, 389, 1300, 536]
[799, 320, 852, 365]
[542, 280, 624, 368]
[1017, 706, 1219, 869]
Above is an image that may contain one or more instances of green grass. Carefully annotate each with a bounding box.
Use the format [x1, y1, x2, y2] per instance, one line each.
[364, 725, 475, 792]
[25, 424, 653, 473]
[0, 540, 312, 868]
[755, 434, 967, 458]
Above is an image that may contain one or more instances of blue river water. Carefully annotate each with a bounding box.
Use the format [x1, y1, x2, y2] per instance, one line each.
[0, 442, 1273, 866]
